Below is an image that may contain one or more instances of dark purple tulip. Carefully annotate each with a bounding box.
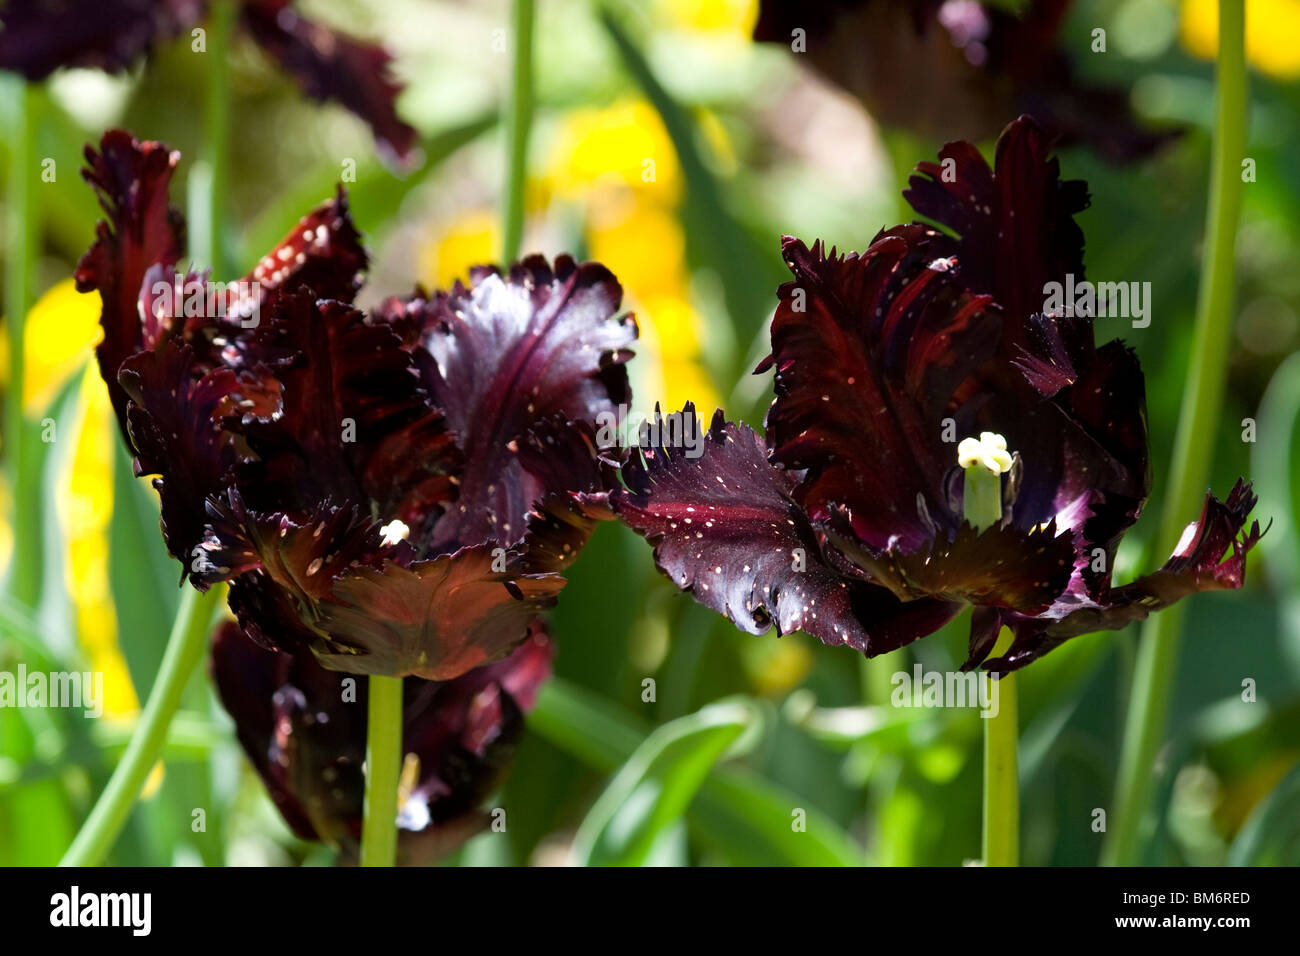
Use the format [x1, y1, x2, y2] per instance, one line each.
[77, 130, 637, 681]
[753, 0, 1175, 163]
[210, 617, 553, 865]
[0, 0, 416, 164]
[611, 117, 1261, 673]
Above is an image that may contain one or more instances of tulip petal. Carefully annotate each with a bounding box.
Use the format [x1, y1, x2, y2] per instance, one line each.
[612, 406, 961, 655]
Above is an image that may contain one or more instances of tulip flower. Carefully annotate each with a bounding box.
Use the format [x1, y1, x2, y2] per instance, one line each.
[0, 0, 416, 164]
[76, 129, 637, 680]
[611, 116, 1261, 673]
[753, 0, 1174, 162]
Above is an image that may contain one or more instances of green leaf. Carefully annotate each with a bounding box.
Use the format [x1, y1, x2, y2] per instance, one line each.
[532, 680, 865, 865]
[571, 697, 761, 865]
[1227, 759, 1300, 866]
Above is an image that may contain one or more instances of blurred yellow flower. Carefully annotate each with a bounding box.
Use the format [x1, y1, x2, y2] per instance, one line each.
[0, 278, 102, 411]
[749, 638, 813, 696]
[64, 369, 137, 718]
[545, 100, 682, 205]
[658, 0, 759, 36]
[0, 279, 136, 717]
[1182, 0, 1300, 79]
[544, 98, 724, 416]
[419, 210, 499, 290]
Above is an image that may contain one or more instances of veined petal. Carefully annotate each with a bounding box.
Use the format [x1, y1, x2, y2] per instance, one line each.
[979, 481, 1265, 672]
[902, 114, 1091, 355]
[75, 131, 186, 439]
[232, 293, 457, 525]
[312, 544, 565, 680]
[118, 341, 240, 576]
[761, 234, 999, 550]
[417, 255, 637, 552]
[612, 407, 961, 655]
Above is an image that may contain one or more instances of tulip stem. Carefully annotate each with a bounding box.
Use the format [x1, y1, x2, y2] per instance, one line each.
[360, 675, 403, 867]
[1103, 0, 1248, 867]
[188, 0, 234, 276]
[963, 463, 1020, 866]
[60, 586, 222, 866]
[500, 0, 534, 263]
[981, 632, 1019, 866]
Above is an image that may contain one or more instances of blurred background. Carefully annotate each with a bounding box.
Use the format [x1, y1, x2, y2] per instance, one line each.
[1, 0, 1298, 866]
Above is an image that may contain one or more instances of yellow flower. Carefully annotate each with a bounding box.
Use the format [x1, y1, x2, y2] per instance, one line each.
[0, 278, 102, 412]
[1182, 0, 1300, 79]
[657, 0, 759, 36]
[0, 280, 137, 717]
[418, 210, 499, 289]
[544, 100, 682, 205]
[64, 369, 137, 718]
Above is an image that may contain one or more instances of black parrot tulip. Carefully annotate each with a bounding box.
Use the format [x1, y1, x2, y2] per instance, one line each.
[611, 116, 1261, 673]
[0, 0, 417, 165]
[76, 129, 637, 681]
[753, 0, 1175, 163]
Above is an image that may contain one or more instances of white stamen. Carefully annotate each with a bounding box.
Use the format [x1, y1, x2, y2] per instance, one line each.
[957, 431, 1013, 475]
[380, 519, 411, 547]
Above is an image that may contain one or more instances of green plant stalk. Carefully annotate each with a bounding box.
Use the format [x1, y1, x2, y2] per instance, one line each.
[500, 0, 534, 263]
[360, 675, 403, 867]
[196, 0, 235, 276]
[1102, 0, 1247, 868]
[965, 464, 1019, 865]
[982, 633, 1019, 866]
[59, 586, 222, 866]
[4, 79, 40, 610]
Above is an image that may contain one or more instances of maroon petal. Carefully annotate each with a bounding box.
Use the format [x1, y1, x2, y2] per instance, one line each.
[0, 0, 200, 80]
[612, 407, 961, 656]
[822, 505, 1076, 614]
[752, 1, 1172, 163]
[240, 0, 417, 167]
[418, 255, 637, 553]
[75, 130, 186, 439]
[312, 545, 565, 680]
[118, 341, 240, 575]
[902, 114, 1090, 356]
[233, 293, 457, 524]
[761, 233, 999, 551]
[981, 481, 1265, 672]
[240, 186, 369, 309]
[208, 620, 320, 842]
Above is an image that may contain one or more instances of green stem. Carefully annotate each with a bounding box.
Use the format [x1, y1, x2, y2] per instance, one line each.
[963, 462, 1019, 865]
[500, 0, 534, 263]
[188, 0, 235, 276]
[1102, 0, 1247, 868]
[4, 79, 40, 610]
[59, 586, 222, 866]
[360, 675, 403, 867]
[982, 632, 1019, 866]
